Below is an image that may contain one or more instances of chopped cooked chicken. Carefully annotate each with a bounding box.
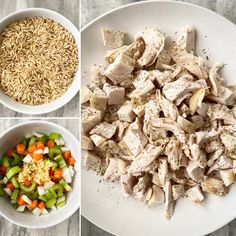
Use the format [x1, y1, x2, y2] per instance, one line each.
[103, 83, 125, 105]
[84, 25, 236, 219]
[135, 28, 165, 67]
[101, 28, 125, 49]
[201, 177, 227, 196]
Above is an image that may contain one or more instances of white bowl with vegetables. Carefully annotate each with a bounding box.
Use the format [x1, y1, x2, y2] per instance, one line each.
[0, 121, 80, 228]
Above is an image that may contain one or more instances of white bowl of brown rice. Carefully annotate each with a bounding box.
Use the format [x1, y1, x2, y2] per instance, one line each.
[0, 8, 79, 114]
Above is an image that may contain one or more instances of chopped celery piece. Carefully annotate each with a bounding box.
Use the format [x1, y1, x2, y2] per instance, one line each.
[21, 137, 28, 147]
[11, 189, 19, 201]
[45, 198, 56, 208]
[59, 180, 72, 192]
[51, 162, 58, 171]
[20, 182, 36, 193]
[56, 196, 66, 208]
[11, 176, 19, 188]
[48, 146, 62, 158]
[29, 136, 37, 145]
[49, 132, 61, 140]
[37, 135, 48, 144]
[28, 191, 39, 200]
[1, 155, 10, 168]
[51, 184, 63, 197]
[6, 166, 21, 179]
[54, 155, 63, 163]
[38, 194, 48, 202]
[45, 189, 53, 200]
[50, 189, 57, 199]
[11, 153, 21, 166]
[59, 160, 67, 169]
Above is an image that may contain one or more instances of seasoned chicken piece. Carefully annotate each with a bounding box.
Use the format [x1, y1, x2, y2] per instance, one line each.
[177, 116, 195, 134]
[185, 186, 204, 203]
[170, 46, 208, 79]
[189, 144, 207, 168]
[156, 90, 178, 121]
[135, 28, 165, 67]
[201, 177, 227, 196]
[189, 115, 205, 130]
[148, 185, 165, 207]
[84, 151, 101, 171]
[90, 134, 107, 150]
[117, 101, 136, 122]
[103, 105, 120, 123]
[90, 122, 117, 139]
[155, 49, 171, 69]
[150, 70, 172, 87]
[81, 86, 92, 104]
[220, 169, 235, 187]
[189, 88, 206, 115]
[114, 120, 129, 141]
[162, 76, 207, 102]
[90, 88, 108, 110]
[103, 83, 125, 105]
[197, 102, 209, 118]
[122, 128, 147, 156]
[90, 65, 107, 90]
[129, 144, 164, 175]
[120, 174, 136, 197]
[172, 184, 185, 200]
[81, 134, 94, 150]
[133, 105, 145, 117]
[207, 149, 223, 167]
[133, 174, 150, 193]
[152, 118, 186, 143]
[207, 155, 233, 174]
[104, 52, 135, 84]
[209, 63, 224, 96]
[205, 141, 222, 153]
[101, 28, 125, 49]
[157, 158, 169, 187]
[220, 132, 236, 152]
[186, 161, 204, 182]
[194, 129, 220, 146]
[166, 139, 187, 170]
[81, 107, 103, 134]
[164, 180, 174, 219]
[103, 158, 120, 181]
[177, 26, 196, 53]
[207, 103, 235, 125]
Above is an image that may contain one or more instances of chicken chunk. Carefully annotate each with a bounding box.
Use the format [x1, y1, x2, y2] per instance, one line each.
[90, 65, 107, 90]
[84, 151, 101, 171]
[81, 134, 94, 150]
[148, 185, 165, 207]
[103, 158, 120, 181]
[90, 122, 117, 139]
[177, 26, 196, 53]
[117, 101, 136, 122]
[120, 174, 136, 197]
[81, 86, 92, 104]
[185, 186, 204, 203]
[186, 161, 204, 182]
[172, 184, 185, 200]
[101, 28, 125, 49]
[90, 88, 108, 110]
[201, 177, 227, 196]
[220, 169, 235, 187]
[103, 83, 125, 105]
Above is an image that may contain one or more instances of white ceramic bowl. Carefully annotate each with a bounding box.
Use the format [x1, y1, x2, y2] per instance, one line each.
[0, 121, 80, 228]
[82, 1, 236, 236]
[0, 8, 80, 114]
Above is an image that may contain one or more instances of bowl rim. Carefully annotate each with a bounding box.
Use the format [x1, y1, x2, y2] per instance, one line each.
[0, 120, 80, 229]
[81, 0, 236, 235]
[0, 8, 80, 115]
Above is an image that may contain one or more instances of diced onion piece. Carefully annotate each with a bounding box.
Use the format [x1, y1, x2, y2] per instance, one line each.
[32, 132, 44, 138]
[61, 147, 70, 152]
[43, 147, 49, 154]
[68, 166, 75, 177]
[62, 168, 72, 183]
[51, 205, 56, 211]
[24, 133, 33, 139]
[43, 181, 55, 190]
[3, 188, 12, 196]
[23, 154, 32, 163]
[22, 195, 32, 205]
[32, 207, 42, 216]
[37, 186, 45, 196]
[41, 208, 49, 215]
[16, 205, 25, 212]
[74, 162, 79, 172]
[55, 138, 65, 146]
[11, 199, 17, 204]
[3, 177, 8, 184]
[33, 149, 44, 155]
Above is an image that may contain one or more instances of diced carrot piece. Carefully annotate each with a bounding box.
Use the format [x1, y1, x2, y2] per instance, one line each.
[28, 144, 37, 153]
[36, 141, 45, 150]
[40, 180, 45, 186]
[28, 200, 38, 209]
[37, 201, 45, 209]
[6, 182, 14, 191]
[54, 168, 63, 180]
[47, 140, 55, 148]
[17, 195, 25, 205]
[24, 179, 31, 187]
[16, 143, 25, 155]
[67, 157, 76, 165]
[7, 149, 13, 158]
[0, 164, 7, 176]
[32, 153, 43, 161]
[63, 151, 71, 160]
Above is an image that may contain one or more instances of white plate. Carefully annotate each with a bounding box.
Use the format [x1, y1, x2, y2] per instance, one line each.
[81, 1, 236, 235]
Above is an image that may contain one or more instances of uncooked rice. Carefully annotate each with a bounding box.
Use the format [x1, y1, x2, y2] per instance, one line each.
[0, 17, 78, 105]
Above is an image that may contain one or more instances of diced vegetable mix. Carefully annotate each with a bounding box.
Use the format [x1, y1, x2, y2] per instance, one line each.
[0, 132, 76, 216]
